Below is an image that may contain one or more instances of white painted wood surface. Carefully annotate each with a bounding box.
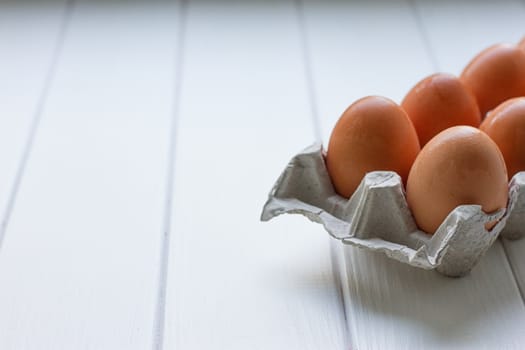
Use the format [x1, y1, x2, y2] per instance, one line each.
[0, 0, 524, 349]
[0, 0, 179, 348]
[414, 0, 525, 75]
[303, 0, 525, 348]
[0, 0, 68, 245]
[505, 238, 525, 300]
[162, 1, 346, 349]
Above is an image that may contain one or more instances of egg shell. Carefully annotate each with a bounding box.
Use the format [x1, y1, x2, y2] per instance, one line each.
[406, 126, 508, 234]
[480, 97, 525, 179]
[402, 73, 481, 146]
[326, 96, 420, 198]
[261, 143, 518, 277]
[519, 37, 525, 51]
[460, 44, 525, 116]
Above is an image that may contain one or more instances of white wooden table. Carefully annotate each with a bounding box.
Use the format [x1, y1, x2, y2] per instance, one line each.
[0, 0, 524, 349]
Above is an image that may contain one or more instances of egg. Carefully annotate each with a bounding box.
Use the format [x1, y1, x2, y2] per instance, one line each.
[326, 96, 420, 198]
[401, 73, 481, 146]
[406, 126, 508, 234]
[519, 37, 525, 51]
[460, 44, 525, 116]
[480, 97, 525, 179]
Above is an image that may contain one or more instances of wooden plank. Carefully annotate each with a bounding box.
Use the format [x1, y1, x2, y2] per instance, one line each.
[0, 0, 68, 245]
[303, 0, 525, 348]
[505, 238, 525, 300]
[0, 1, 180, 348]
[336, 243, 525, 349]
[162, 1, 347, 349]
[413, 0, 525, 74]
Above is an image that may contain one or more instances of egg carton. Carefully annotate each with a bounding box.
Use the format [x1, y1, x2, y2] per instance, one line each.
[260, 143, 524, 277]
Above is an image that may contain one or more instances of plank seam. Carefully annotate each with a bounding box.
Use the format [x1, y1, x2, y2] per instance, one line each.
[501, 241, 525, 304]
[330, 240, 353, 350]
[0, 0, 75, 253]
[295, 0, 350, 348]
[407, 0, 440, 72]
[295, 0, 322, 143]
[152, 0, 188, 349]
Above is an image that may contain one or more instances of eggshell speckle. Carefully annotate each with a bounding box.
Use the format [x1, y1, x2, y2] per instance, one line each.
[326, 96, 420, 198]
[480, 97, 525, 179]
[406, 126, 508, 234]
[401, 73, 481, 146]
[460, 44, 525, 116]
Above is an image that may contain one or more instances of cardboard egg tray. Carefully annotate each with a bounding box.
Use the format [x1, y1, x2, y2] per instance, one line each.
[260, 143, 525, 277]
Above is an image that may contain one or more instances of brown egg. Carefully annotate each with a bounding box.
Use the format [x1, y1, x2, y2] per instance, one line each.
[326, 96, 420, 198]
[401, 73, 481, 146]
[519, 37, 525, 51]
[406, 126, 508, 234]
[460, 44, 525, 116]
[480, 97, 525, 179]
